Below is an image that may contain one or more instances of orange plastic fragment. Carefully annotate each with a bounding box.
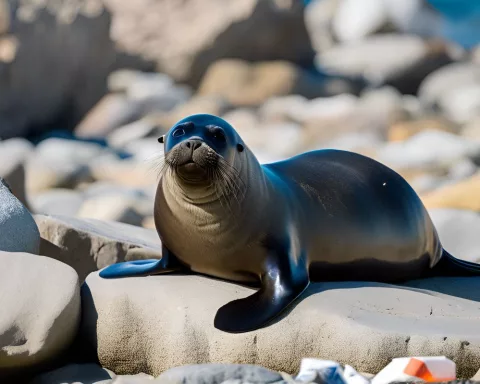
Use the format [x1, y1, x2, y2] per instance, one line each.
[403, 358, 435, 382]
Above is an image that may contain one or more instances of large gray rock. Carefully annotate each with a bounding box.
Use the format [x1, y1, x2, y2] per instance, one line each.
[81, 271, 480, 378]
[0, 0, 120, 139]
[0, 138, 34, 207]
[102, 0, 315, 86]
[156, 364, 284, 384]
[35, 214, 161, 281]
[0, 252, 80, 373]
[0, 178, 40, 254]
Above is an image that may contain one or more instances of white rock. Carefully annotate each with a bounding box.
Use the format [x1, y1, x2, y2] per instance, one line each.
[376, 130, 480, 170]
[332, 0, 387, 42]
[0, 178, 40, 254]
[304, 0, 339, 53]
[26, 138, 110, 193]
[316, 34, 428, 85]
[437, 84, 480, 124]
[30, 189, 85, 217]
[107, 118, 157, 150]
[0, 252, 80, 371]
[418, 63, 480, 108]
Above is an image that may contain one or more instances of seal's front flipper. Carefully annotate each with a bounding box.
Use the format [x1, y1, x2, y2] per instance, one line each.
[213, 246, 309, 333]
[99, 245, 183, 279]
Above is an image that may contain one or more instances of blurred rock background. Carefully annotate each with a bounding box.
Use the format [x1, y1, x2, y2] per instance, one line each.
[0, 0, 480, 260]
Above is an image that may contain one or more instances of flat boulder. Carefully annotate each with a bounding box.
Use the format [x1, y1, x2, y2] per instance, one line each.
[0, 252, 80, 375]
[81, 271, 480, 378]
[35, 214, 161, 281]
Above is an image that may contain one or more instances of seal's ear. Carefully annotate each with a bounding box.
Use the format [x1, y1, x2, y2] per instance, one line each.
[158, 135, 165, 144]
[236, 143, 244, 153]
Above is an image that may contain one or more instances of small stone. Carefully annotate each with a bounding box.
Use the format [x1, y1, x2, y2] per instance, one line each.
[259, 95, 308, 123]
[0, 178, 40, 254]
[35, 214, 161, 281]
[0, 252, 80, 373]
[74, 93, 144, 139]
[89, 157, 156, 188]
[77, 194, 147, 227]
[198, 59, 356, 107]
[243, 122, 303, 160]
[429, 208, 480, 264]
[107, 117, 158, 150]
[418, 62, 480, 110]
[388, 117, 458, 142]
[332, 0, 387, 43]
[156, 95, 232, 130]
[421, 173, 480, 212]
[304, 0, 339, 53]
[376, 130, 480, 171]
[437, 84, 480, 124]
[26, 138, 110, 193]
[30, 188, 85, 217]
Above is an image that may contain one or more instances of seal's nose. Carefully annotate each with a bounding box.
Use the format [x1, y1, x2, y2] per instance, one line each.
[184, 139, 203, 151]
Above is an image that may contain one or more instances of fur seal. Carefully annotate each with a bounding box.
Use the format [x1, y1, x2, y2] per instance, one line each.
[100, 113, 480, 333]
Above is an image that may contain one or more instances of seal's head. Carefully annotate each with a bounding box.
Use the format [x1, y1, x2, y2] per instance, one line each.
[158, 114, 246, 199]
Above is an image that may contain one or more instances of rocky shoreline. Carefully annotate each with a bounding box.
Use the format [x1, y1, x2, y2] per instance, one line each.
[1, 0, 480, 382]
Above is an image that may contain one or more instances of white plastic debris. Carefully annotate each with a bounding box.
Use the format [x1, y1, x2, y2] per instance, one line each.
[293, 356, 456, 384]
[371, 356, 456, 384]
[295, 358, 348, 384]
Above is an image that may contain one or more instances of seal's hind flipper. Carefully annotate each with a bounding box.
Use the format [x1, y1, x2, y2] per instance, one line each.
[99, 245, 183, 279]
[214, 239, 309, 333]
[433, 250, 480, 276]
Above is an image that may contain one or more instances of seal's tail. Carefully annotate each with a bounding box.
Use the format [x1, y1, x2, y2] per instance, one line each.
[433, 249, 480, 276]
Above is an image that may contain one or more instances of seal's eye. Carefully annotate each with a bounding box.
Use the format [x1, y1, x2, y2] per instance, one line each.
[212, 130, 226, 142]
[173, 128, 185, 138]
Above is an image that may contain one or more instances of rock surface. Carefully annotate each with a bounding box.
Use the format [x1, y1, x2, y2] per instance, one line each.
[0, 252, 80, 372]
[81, 271, 480, 378]
[35, 214, 161, 281]
[0, 178, 40, 254]
[103, 0, 315, 86]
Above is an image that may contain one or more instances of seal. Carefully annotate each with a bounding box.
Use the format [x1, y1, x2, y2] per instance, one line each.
[99, 113, 480, 333]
